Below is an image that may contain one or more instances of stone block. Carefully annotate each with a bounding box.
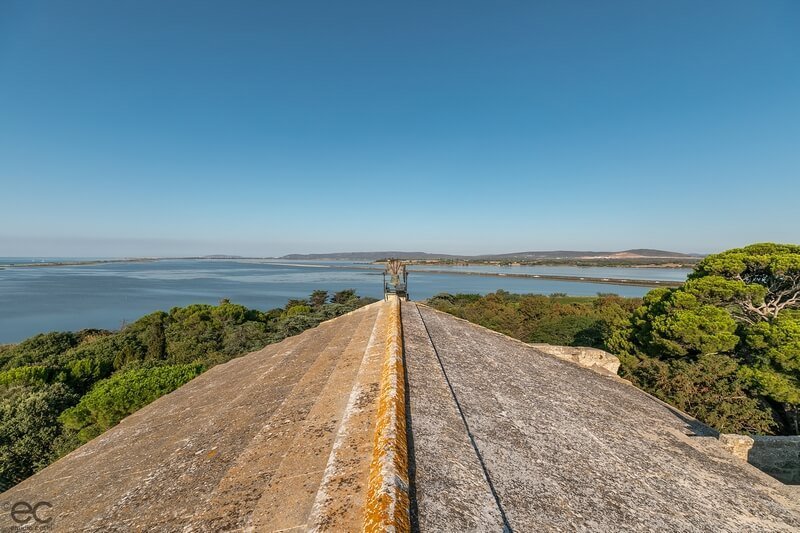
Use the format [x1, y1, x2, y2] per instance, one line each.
[531, 344, 621, 375]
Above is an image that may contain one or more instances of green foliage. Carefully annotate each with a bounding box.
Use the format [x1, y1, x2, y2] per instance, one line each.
[739, 314, 800, 409]
[0, 365, 52, 388]
[530, 315, 604, 346]
[627, 288, 739, 358]
[60, 364, 204, 443]
[165, 305, 225, 364]
[284, 298, 309, 310]
[688, 242, 800, 323]
[125, 311, 168, 361]
[163, 301, 270, 364]
[332, 289, 358, 304]
[270, 313, 322, 340]
[309, 290, 329, 308]
[284, 305, 312, 317]
[63, 358, 114, 393]
[0, 383, 79, 490]
[220, 321, 272, 357]
[613, 243, 800, 435]
[0, 332, 80, 370]
[427, 291, 640, 351]
[623, 353, 775, 434]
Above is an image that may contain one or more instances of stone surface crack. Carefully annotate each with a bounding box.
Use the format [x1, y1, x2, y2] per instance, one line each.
[414, 304, 513, 533]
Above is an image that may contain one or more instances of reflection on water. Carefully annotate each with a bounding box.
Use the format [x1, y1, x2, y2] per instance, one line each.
[0, 259, 684, 343]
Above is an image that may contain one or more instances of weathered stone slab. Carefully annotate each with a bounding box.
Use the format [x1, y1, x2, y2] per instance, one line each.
[409, 303, 800, 531]
[750, 436, 800, 485]
[531, 343, 621, 375]
[719, 433, 755, 460]
[402, 301, 506, 531]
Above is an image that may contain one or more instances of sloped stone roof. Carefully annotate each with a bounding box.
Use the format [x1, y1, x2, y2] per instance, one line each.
[403, 302, 800, 531]
[2, 299, 799, 532]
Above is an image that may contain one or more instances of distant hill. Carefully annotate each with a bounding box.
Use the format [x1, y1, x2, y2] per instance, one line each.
[280, 249, 700, 261]
[479, 249, 699, 260]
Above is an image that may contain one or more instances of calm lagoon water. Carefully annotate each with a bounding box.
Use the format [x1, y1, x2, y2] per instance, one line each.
[0, 259, 689, 343]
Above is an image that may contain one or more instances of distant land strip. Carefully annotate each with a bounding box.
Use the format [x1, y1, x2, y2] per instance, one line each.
[404, 268, 683, 288]
[237, 261, 687, 287]
[0, 258, 158, 268]
[251, 262, 684, 287]
[0, 258, 683, 287]
[280, 248, 702, 261]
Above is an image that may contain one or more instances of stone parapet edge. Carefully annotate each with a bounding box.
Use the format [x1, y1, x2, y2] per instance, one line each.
[363, 296, 411, 532]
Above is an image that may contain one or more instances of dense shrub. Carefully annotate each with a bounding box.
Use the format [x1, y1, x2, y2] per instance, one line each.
[622, 353, 775, 434]
[0, 332, 80, 370]
[0, 383, 78, 491]
[427, 291, 639, 350]
[59, 364, 205, 443]
[0, 365, 53, 388]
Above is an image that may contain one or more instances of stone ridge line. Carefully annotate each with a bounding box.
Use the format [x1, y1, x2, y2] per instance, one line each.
[363, 297, 411, 532]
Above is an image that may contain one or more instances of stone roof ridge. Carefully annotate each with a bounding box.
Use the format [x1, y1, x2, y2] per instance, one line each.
[2, 298, 799, 532]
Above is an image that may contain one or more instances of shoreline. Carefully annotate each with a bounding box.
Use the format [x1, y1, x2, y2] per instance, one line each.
[0, 258, 159, 268]
[0, 257, 684, 287]
[405, 268, 683, 288]
[401, 259, 698, 269]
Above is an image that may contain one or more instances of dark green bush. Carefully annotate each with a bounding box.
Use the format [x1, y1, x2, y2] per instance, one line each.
[60, 364, 204, 443]
[0, 383, 79, 491]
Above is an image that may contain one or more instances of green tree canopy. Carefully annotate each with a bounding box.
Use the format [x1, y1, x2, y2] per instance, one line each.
[0, 383, 79, 490]
[331, 289, 358, 304]
[610, 243, 800, 435]
[687, 243, 800, 324]
[627, 288, 739, 359]
[309, 290, 329, 308]
[60, 364, 204, 443]
[624, 353, 775, 435]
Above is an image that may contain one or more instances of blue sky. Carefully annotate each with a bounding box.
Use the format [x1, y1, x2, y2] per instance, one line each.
[1, 1, 798, 257]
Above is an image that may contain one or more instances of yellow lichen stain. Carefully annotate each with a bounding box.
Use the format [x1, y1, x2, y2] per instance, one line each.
[363, 298, 411, 532]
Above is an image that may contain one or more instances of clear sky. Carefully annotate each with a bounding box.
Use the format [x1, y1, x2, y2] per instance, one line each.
[1, 1, 798, 257]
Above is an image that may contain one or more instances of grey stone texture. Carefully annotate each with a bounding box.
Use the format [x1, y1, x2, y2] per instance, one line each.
[719, 433, 756, 460]
[750, 436, 800, 485]
[403, 302, 800, 532]
[403, 303, 506, 532]
[530, 343, 621, 375]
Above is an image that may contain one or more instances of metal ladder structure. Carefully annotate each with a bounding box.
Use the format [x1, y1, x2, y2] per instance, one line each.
[383, 258, 409, 300]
